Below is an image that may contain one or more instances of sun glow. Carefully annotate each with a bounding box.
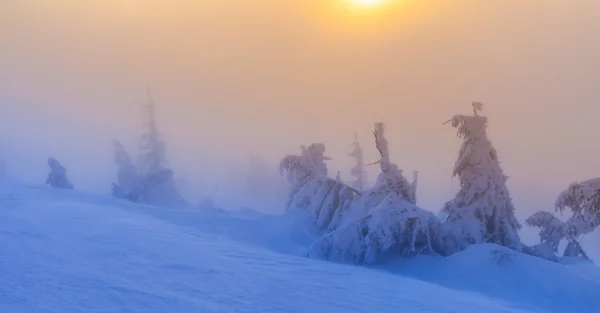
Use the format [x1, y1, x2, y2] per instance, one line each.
[350, 0, 388, 8]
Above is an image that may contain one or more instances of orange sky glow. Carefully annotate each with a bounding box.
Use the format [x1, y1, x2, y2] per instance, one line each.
[2, 0, 600, 215]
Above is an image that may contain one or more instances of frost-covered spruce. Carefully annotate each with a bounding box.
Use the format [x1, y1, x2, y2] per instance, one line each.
[362, 123, 418, 207]
[280, 143, 360, 231]
[45, 157, 74, 189]
[112, 140, 139, 199]
[307, 193, 442, 264]
[306, 123, 440, 264]
[440, 103, 521, 253]
[348, 133, 367, 192]
[133, 94, 188, 208]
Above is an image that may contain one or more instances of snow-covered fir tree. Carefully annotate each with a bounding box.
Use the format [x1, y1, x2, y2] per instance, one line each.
[112, 140, 139, 199]
[131, 94, 188, 208]
[361, 123, 417, 207]
[440, 103, 521, 254]
[280, 143, 360, 231]
[45, 157, 73, 189]
[306, 123, 441, 263]
[348, 133, 367, 191]
[139, 95, 167, 176]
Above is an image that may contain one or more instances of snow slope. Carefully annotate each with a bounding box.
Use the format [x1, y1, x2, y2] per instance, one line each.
[1, 181, 599, 313]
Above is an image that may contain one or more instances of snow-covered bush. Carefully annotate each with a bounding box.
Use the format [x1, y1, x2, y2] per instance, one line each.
[440, 103, 521, 254]
[525, 211, 566, 262]
[45, 157, 73, 189]
[307, 194, 442, 264]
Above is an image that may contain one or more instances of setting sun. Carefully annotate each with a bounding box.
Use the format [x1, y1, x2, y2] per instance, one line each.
[350, 0, 388, 7]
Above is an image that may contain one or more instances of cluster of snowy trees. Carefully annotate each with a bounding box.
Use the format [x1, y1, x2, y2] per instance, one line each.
[111, 96, 188, 208]
[281, 103, 599, 264]
[42, 96, 188, 209]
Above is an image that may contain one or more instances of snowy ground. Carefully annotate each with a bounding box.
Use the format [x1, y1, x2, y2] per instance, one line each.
[1, 181, 600, 313]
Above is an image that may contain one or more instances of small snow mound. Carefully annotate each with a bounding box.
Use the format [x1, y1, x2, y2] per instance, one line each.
[445, 244, 518, 266]
[440, 243, 600, 313]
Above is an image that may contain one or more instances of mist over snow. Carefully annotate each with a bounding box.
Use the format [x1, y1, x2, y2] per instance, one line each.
[2, 1, 600, 312]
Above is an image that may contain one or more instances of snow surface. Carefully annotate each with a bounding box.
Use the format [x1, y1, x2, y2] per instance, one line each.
[1, 180, 600, 313]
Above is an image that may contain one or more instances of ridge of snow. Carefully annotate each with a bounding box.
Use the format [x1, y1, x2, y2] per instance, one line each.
[2, 181, 599, 312]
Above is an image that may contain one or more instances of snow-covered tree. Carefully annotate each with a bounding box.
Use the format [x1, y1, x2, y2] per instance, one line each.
[349, 133, 367, 191]
[280, 143, 331, 186]
[306, 123, 442, 263]
[361, 123, 417, 207]
[440, 103, 521, 254]
[128, 94, 188, 208]
[552, 178, 600, 261]
[555, 178, 600, 236]
[139, 95, 167, 176]
[525, 211, 567, 262]
[112, 140, 139, 199]
[307, 194, 443, 264]
[45, 157, 73, 189]
[280, 143, 360, 231]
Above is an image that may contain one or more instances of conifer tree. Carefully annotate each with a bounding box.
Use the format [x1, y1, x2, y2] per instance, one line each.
[440, 102, 521, 253]
[139, 93, 167, 176]
[132, 91, 188, 208]
[349, 133, 367, 191]
[363, 123, 416, 206]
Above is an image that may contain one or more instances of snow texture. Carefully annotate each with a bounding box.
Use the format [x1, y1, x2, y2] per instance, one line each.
[281, 143, 361, 231]
[2, 180, 600, 313]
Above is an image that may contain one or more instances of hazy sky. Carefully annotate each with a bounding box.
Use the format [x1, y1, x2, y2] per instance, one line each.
[1, 0, 600, 215]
